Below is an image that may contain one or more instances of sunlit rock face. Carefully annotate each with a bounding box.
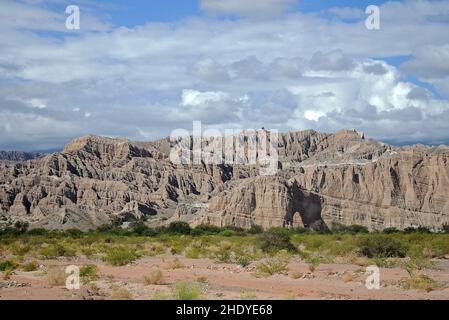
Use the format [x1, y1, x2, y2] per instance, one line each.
[0, 130, 448, 231]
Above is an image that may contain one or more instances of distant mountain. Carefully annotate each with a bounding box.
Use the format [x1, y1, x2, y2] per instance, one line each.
[0, 150, 44, 162]
[0, 130, 448, 232]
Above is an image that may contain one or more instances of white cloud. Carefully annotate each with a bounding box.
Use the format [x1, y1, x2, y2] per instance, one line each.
[27, 98, 47, 109]
[200, 0, 298, 18]
[304, 110, 325, 122]
[1, 0, 449, 149]
[181, 89, 229, 107]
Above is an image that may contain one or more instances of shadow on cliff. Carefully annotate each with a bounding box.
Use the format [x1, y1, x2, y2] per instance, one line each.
[284, 183, 327, 231]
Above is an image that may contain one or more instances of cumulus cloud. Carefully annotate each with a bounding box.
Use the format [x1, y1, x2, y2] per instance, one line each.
[0, 0, 449, 150]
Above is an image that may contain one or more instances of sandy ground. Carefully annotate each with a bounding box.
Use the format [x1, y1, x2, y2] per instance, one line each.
[1, 255, 448, 300]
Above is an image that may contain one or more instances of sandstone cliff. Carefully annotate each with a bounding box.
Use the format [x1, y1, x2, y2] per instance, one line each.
[0, 130, 448, 231]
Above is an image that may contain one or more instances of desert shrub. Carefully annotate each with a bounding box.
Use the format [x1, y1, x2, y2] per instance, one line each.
[304, 253, 325, 272]
[80, 264, 99, 284]
[143, 269, 164, 285]
[40, 243, 76, 259]
[173, 282, 202, 300]
[26, 228, 48, 236]
[258, 228, 296, 254]
[191, 224, 222, 236]
[110, 287, 133, 300]
[406, 273, 441, 292]
[248, 225, 264, 234]
[404, 227, 431, 234]
[103, 246, 139, 266]
[293, 227, 310, 234]
[46, 267, 66, 286]
[10, 243, 32, 256]
[66, 229, 84, 237]
[235, 254, 252, 267]
[167, 222, 191, 235]
[213, 248, 231, 263]
[357, 235, 407, 258]
[240, 291, 257, 300]
[219, 230, 237, 237]
[164, 257, 183, 270]
[0, 260, 17, 271]
[256, 257, 289, 276]
[0, 221, 29, 236]
[22, 261, 39, 272]
[332, 223, 369, 234]
[130, 222, 158, 236]
[13, 221, 29, 234]
[152, 291, 169, 300]
[383, 227, 400, 234]
[147, 243, 166, 256]
[185, 247, 201, 259]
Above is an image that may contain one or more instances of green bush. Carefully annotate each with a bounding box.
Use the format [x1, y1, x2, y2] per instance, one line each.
[258, 228, 296, 254]
[27, 228, 49, 236]
[167, 222, 191, 235]
[80, 264, 99, 283]
[213, 248, 231, 263]
[173, 282, 202, 300]
[40, 244, 76, 259]
[357, 235, 407, 258]
[404, 227, 431, 234]
[10, 243, 32, 256]
[103, 246, 139, 266]
[235, 254, 252, 267]
[0, 260, 17, 271]
[192, 224, 222, 236]
[22, 261, 39, 272]
[219, 230, 237, 237]
[332, 223, 369, 234]
[383, 227, 400, 234]
[66, 229, 84, 237]
[256, 257, 289, 276]
[248, 225, 264, 234]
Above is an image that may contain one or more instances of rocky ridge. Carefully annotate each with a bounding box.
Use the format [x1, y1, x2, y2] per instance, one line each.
[0, 130, 448, 231]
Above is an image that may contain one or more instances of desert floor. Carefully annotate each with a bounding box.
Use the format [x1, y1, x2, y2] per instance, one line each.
[1, 255, 448, 300]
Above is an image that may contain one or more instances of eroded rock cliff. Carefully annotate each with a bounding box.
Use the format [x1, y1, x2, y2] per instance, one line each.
[0, 130, 447, 231]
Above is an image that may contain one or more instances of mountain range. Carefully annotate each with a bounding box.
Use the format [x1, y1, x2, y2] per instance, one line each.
[1, 129, 448, 232]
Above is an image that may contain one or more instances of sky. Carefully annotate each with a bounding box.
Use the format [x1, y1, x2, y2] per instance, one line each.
[0, 0, 449, 151]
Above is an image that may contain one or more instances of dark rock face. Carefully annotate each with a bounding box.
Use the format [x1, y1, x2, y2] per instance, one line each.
[0, 130, 448, 231]
[0, 151, 43, 163]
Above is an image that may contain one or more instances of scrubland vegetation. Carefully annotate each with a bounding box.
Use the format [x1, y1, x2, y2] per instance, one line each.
[0, 221, 448, 299]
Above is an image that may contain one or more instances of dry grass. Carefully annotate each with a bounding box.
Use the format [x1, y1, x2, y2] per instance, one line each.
[163, 258, 183, 270]
[46, 267, 66, 286]
[196, 276, 208, 283]
[143, 269, 164, 285]
[290, 271, 302, 279]
[341, 272, 356, 283]
[255, 257, 289, 277]
[406, 272, 441, 292]
[110, 286, 133, 300]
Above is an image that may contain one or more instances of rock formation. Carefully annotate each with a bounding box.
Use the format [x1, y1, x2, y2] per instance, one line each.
[0, 130, 448, 231]
[0, 151, 43, 163]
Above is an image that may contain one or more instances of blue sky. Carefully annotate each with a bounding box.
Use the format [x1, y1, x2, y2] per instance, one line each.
[1, 0, 449, 150]
[65, 0, 392, 25]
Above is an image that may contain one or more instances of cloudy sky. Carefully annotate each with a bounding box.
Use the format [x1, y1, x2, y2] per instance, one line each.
[0, 0, 449, 150]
